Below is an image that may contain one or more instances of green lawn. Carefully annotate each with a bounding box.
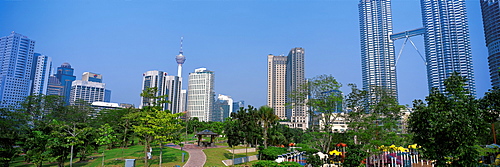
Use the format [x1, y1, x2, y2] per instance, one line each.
[11, 144, 188, 167]
[203, 145, 259, 167]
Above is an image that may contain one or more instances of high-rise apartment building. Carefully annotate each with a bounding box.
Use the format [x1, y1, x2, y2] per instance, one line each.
[358, 0, 398, 99]
[69, 80, 109, 105]
[30, 53, 52, 95]
[187, 68, 214, 122]
[420, 0, 476, 95]
[55, 63, 76, 104]
[267, 54, 288, 120]
[0, 32, 35, 108]
[285, 47, 308, 129]
[141, 70, 181, 113]
[481, 0, 500, 88]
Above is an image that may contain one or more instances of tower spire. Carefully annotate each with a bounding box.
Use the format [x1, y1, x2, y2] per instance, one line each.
[179, 36, 183, 55]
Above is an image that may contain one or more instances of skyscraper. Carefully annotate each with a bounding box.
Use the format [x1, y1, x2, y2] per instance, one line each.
[30, 53, 52, 95]
[47, 76, 64, 96]
[141, 70, 167, 107]
[481, 0, 500, 88]
[164, 75, 181, 113]
[69, 80, 109, 105]
[267, 54, 288, 120]
[285, 47, 308, 129]
[187, 68, 215, 122]
[140, 70, 181, 113]
[0, 32, 35, 108]
[211, 94, 233, 122]
[358, 0, 398, 99]
[55, 63, 76, 104]
[420, 0, 476, 94]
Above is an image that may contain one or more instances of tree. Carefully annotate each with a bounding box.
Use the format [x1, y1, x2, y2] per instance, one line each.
[126, 87, 183, 167]
[288, 75, 343, 152]
[224, 116, 245, 164]
[345, 84, 407, 151]
[95, 123, 116, 167]
[479, 87, 500, 144]
[409, 73, 488, 166]
[256, 106, 279, 149]
[0, 108, 24, 166]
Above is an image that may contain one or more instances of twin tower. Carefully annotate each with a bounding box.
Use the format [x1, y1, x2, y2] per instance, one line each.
[360, 0, 476, 99]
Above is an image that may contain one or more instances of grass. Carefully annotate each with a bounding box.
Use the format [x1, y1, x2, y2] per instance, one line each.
[203, 145, 259, 167]
[10, 144, 188, 167]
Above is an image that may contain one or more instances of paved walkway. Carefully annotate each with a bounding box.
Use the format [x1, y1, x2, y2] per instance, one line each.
[182, 144, 206, 167]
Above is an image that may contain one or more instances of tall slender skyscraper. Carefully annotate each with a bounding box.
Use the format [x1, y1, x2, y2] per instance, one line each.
[187, 68, 214, 122]
[0, 32, 35, 108]
[285, 47, 308, 129]
[481, 0, 500, 88]
[30, 53, 52, 95]
[358, 0, 398, 99]
[267, 54, 288, 120]
[420, 0, 476, 94]
[55, 63, 76, 104]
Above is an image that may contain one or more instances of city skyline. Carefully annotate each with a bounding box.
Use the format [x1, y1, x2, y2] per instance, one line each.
[0, 0, 491, 107]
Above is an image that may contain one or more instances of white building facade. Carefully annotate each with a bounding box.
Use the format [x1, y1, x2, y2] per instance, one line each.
[69, 80, 108, 105]
[30, 53, 52, 95]
[0, 32, 36, 108]
[187, 68, 214, 122]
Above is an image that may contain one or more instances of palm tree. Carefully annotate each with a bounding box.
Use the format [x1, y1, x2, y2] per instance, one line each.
[256, 106, 279, 149]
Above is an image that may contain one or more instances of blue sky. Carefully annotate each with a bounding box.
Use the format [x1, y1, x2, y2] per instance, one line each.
[0, 0, 490, 107]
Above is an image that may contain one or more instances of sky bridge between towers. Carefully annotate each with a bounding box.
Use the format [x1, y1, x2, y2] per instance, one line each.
[389, 27, 427, 69]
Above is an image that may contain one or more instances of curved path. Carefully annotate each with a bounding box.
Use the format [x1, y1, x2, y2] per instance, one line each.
[182, 144, 206, 167]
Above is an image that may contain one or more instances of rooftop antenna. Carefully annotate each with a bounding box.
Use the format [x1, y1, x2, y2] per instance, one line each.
[179, 36, 183, 55]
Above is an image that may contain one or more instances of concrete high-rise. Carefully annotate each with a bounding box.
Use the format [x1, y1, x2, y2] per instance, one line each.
[141, 70, 181, 113]
[358, 0, 398, 99]
[30, 53, 52, 95]
[420, 0, 476, 95]
[0, 32, 35, 108]
[55, 63, 76, 104]
[69, 80, 109, 105]
[187, 68, 214, 122]
[267, 54, 288, 120]
[481, 0, 500, 88]
[285, 47, 308, 129]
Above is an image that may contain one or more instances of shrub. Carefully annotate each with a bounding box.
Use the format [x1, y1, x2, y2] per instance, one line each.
[252, 160, 302, 167]
[259, 147, 287, 160]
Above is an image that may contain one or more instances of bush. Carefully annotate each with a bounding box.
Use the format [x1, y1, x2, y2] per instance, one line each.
[252, 160, 278, 167]
[259, 147, 287, 160]
[252, 160, 302, 167]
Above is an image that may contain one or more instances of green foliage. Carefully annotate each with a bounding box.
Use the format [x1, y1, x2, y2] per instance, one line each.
[343, 144, 368, 167]
[259, 147, 287, 160]
[252, 160, 302, 167]
[256, 106, 279, 149]
[345, 84, 407, 151]
[409, 73, 488, 166]
[306, 154, 323, 167]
